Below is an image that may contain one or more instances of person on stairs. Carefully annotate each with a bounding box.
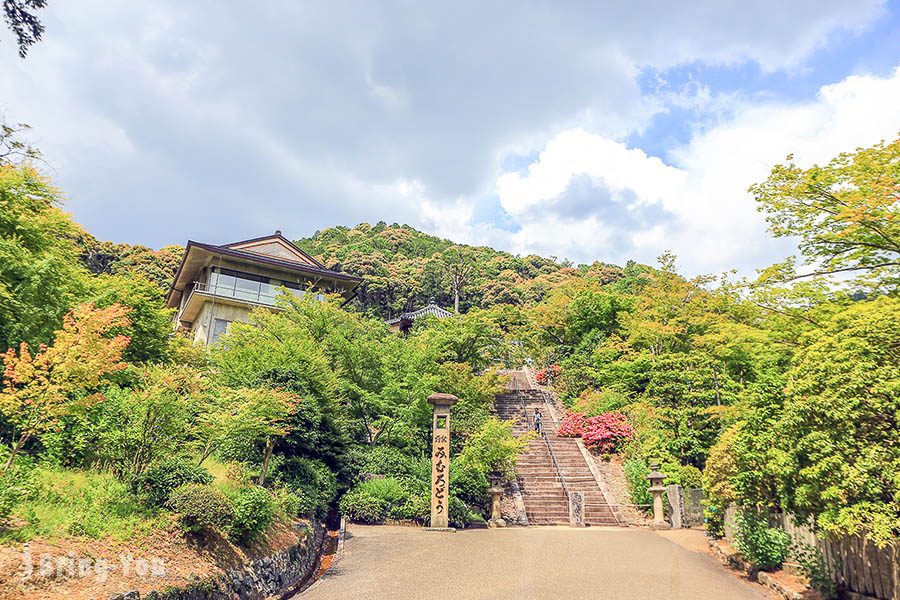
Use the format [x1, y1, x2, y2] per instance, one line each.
[533, 407, 543, 434]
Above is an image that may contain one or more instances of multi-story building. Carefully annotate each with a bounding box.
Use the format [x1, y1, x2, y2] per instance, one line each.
[165, 231, 361, 345]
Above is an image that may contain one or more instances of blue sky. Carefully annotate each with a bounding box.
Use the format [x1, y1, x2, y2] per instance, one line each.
[1, 1, 898, 276]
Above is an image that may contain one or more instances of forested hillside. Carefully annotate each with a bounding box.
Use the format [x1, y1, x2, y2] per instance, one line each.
[296, 222, 624, 318]
[0, 133, 897, 598]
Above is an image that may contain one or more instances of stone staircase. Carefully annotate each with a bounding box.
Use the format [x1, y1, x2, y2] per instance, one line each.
[496, 383, 619, 527]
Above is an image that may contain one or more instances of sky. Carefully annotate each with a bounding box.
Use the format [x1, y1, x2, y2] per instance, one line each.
[1, 1, 899, 276]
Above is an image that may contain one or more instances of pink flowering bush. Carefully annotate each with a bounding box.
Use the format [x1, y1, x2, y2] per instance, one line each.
[580, 412, 635, 454]
[556, 411, 585, 437]
[535, 364, 561, 385]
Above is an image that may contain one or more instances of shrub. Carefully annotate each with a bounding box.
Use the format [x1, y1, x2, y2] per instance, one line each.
[577, 388, 628, 416]
[131, 460, 212, 507]
[229, 486, 276, 543]
[458, 417, 531, 481]
[0, 457, 36, 523]
[581, 412, 634, 453]
[791, 541, 837, 598]
[622, 458, 652, 508]
[339, 488, 387, 523]
[448, 496, 471, 528]
[167, 484, 233, 534]
[557, 411, 585, 437]
[733, 508, 791, 571]
[450, 461, 489, 514]
[351, 446, 417, 479]
[278, 457, 338, 517]
[535, 364, 561, 385]
[358, 477, 406, 504]
[661, 462, 702, 489]
[339, 476, 425, 523]
[272, 488, 303, 519]
[388, 494, 430, 522]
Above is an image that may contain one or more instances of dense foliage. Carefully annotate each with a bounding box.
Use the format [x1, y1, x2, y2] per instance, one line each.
[0, 134, 896, 558]
[295, 222, 605, 318]
[732, 508, 792, 571]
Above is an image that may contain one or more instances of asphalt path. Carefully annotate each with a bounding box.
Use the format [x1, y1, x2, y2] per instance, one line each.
[298, 525, 768, 600]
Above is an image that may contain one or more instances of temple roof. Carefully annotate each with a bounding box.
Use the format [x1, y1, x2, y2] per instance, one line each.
[385, 302, 454, 325]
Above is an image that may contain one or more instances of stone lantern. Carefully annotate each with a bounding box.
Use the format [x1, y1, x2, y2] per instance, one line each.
[488, 485, 506, 527]
[486, 470, 506, 527]
[647, 463, 670, 529]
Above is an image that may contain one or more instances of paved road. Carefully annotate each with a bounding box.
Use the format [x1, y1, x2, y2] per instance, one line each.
[298, 525, 767, 600]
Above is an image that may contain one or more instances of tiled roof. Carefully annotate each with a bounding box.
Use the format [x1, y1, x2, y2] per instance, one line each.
[385, 303, 454, 325]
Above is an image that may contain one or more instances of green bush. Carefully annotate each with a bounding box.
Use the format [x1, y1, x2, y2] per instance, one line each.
[622, 458, 652, 507]
[791, 541, 837, 598]
[458, 417, 530, 481]
[352, 446, 417, 478]
[167, 484, 233, 534]
[660, 462, 702, 489]
[339, 488, 387, 523]
[733, 509, 791, 571]
[278, 457, 338, 518]
[448, 496, 471, 528]
[272, 487, 303, 519]
[450, 461, 489, 514]
[340, 477, 418, 523]
[0, 457, 36, 523]
[229, 486, 276, 544]
[704, 505, 725, 539]
[387, 494, 430, 522]
[359, 477, 406, 503]
[131, 460, 212, 507]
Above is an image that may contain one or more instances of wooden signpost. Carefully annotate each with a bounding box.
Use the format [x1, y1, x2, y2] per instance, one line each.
[426, 393, 458, 531]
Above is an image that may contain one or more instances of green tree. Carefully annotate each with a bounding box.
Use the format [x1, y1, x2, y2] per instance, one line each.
[0, 165, 90, 351]
[89, 274, 174, 363]
[84, 365, 204, 476]
[196, 385, 299, 485]
[440, 246, 476, 313]
[780, 297, 899, 544]
[751, 137, 900, 289]
[415, 312, 500, 372]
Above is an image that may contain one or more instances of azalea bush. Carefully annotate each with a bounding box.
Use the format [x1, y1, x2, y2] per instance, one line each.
[581, 412, 635, 453]
[556, 411, 585, 437]
[535, 364, 561, 385]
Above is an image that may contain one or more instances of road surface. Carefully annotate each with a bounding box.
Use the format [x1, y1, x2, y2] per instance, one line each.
[298, 525, 767, 600]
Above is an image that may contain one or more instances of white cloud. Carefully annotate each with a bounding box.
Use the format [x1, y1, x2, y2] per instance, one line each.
[496, 129, 686, 216]
[0, 0, 891, 266]
[458, 65, 900, 275]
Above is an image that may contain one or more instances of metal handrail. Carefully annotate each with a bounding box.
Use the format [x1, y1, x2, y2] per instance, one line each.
[513, 373, 527, 420]
[529, 380, 569, 505]
[541, 427, 570, 505]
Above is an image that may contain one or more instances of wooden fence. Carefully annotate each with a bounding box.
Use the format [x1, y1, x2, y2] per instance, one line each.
[724, 507, 898, 600]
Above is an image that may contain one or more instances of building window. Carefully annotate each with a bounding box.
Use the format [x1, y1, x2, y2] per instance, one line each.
[211, 318, 231, 344]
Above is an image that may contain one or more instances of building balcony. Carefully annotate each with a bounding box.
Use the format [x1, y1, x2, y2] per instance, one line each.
[176, 280, 325, 325]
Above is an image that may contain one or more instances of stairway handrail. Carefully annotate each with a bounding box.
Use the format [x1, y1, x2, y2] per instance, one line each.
[534, 387, 569, 506]
[541, 428, 570, 506]
[513, 373, 527, 420]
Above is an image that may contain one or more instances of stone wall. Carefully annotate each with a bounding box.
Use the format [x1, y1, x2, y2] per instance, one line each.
[110, 522, 328, 600]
